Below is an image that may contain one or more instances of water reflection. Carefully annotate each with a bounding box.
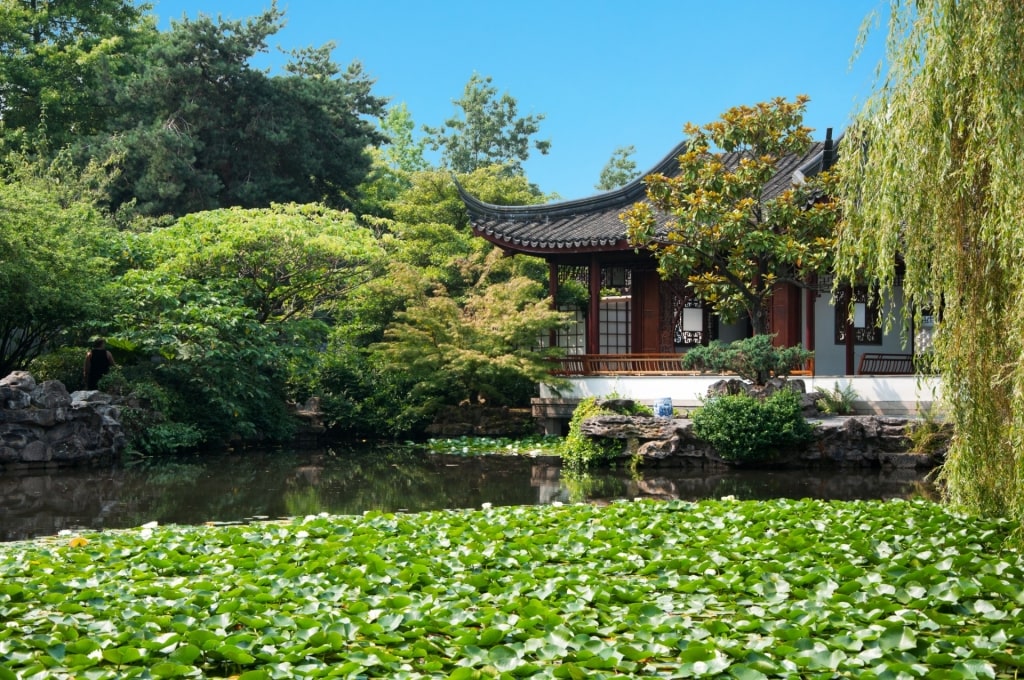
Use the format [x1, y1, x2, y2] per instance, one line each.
[0, 445, 936, 542]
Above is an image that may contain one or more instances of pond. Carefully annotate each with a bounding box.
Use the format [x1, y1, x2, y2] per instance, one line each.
[0, 444, 937, 542]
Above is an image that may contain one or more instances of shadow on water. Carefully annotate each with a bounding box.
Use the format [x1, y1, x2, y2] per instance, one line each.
[0, 444, 937, 542]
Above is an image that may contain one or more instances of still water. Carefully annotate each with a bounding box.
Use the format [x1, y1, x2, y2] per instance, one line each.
[0, 444, 935, 542]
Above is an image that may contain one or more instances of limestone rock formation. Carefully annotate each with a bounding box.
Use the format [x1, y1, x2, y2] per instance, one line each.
[1, 371, 125, 467]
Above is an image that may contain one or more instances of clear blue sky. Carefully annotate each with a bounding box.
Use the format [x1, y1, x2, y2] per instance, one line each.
[150, 0, 889, 201]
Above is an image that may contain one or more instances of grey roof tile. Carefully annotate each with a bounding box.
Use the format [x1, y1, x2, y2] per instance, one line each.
[458, 139, 830, 255]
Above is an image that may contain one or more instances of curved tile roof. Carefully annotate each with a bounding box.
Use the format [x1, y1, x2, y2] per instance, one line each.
[458, 138, 831, 255]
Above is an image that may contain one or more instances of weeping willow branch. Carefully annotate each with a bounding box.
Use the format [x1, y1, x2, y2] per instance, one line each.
[835, 0, 1024, 522]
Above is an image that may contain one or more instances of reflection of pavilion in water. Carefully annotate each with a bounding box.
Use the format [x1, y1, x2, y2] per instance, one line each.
[530, 463, 566, 505]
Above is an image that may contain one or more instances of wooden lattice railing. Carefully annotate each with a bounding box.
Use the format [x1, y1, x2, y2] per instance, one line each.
[549, 354, 815, 377]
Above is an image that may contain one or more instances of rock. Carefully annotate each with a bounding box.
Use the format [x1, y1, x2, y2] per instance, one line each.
[1, 372, 124, 468]
[0, 371, 36, 392]
[31, 381, 71, 409]
[575, 411, 945, 469]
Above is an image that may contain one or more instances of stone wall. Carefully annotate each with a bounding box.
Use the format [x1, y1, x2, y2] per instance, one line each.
[0, 372, 125, 468]
[580, 413, 949, 469]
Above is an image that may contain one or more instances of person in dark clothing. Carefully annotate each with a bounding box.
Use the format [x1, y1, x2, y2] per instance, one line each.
[83, 338, 116, 390]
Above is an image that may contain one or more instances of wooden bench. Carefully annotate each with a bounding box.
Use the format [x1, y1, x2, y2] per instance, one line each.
[858, 353, 914, 375]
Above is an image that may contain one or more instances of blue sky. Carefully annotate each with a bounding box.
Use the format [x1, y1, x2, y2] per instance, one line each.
[151, 0, 889, 201]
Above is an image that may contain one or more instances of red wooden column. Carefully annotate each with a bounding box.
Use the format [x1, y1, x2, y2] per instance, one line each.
[587, 256, 601, 355]
[548, 261, 559, 348]
[804, 283, 816, 375]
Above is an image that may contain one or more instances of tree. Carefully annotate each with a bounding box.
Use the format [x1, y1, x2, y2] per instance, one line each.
[84, 6, 386, 219]
[374, 257, 571, 408]
[0, 0, 152, 152]
[0, 171, 122, 377]
[138, 203, 386, 324]
[834, 0, 1024, 522]
[423, 73, 550, 175]
[622, 96, 839, 336]
[110, 204, 387, 446]
[381, 102, 428, 174]
[595, 145, 639, 190]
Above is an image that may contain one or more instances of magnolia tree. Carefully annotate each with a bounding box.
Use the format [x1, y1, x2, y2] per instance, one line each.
[621, 96, 840, 336]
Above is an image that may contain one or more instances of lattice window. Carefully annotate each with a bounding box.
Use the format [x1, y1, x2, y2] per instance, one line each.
[834, 285, 882, 345]
[553, 265, 589, 352]
[673, 295, 706, 347]
[600, 296, 631, 353]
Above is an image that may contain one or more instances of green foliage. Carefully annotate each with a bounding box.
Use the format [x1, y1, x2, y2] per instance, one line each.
[138, 203, 386, 323]
[423, 73, 551, 175]
[104, 372, 205, 456]
[79, 7, 386, 219]
[374, 271, 570, 410]
[682, 334, 813, 386]
[693, 388, 813, 461]
[2, 499, 1022, 677]
[595, 144, 640, 191]
[27, 346, 88, 391]
[0, 0, 152, 152]
[558, 397, 625, 470]
[816, 381, 859, 415]
[0, 172, 123, 376]
[908, 407, 952, 456]
[623, 96, 840, 335]
[836, 0, 1024, 522]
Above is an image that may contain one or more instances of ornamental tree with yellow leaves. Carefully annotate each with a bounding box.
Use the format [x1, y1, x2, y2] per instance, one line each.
[621, 96, 840, 337]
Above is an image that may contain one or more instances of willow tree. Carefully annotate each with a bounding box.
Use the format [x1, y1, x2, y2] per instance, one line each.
[835, 0, 1024, 521]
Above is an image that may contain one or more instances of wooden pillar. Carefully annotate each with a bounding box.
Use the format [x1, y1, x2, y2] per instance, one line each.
[548, 261, 559, 349]
[843, 283, 856, 375]
[587, 256, 601, 355]
[804, 283, 816, 375]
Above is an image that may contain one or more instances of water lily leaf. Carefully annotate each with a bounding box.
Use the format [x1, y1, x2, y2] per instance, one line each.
[217, 644, 256, 665]
[150, 661, 195, 678]
[879, 625, 918, 652]
[102, 646, 143, 664]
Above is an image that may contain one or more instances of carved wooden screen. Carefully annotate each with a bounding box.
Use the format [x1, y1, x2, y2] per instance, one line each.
[834, 285, 882, 345]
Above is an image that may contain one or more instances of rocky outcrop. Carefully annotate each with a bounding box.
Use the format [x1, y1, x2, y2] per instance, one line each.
[580, 411, 947, 469]
[1, 372, 125, 468]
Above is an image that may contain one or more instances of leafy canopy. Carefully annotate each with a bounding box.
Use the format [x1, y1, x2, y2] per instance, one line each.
[80, 6, 386, 220]
[0, 0, 153, 152]
[0, 170, 122, 376]
[138, 203, 386, 324]
[835, 0, 1024, 523]
[595, 145, 640, 191]
[622, 96, 840, 336]
[424, 73, 551, 175]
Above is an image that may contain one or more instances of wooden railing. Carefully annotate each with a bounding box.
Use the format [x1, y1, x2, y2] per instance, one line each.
[550, 354, 815, 377]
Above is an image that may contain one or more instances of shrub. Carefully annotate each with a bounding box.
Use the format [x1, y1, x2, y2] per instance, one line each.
[816, 381, 859, 415]
[682, 334, 812, 386]
[558, 397, 625, 470]
[692, 388, 814, 461]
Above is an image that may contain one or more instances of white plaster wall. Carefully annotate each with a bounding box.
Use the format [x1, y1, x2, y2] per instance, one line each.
[540, 374, 942, 416]
[812, 287, 911, 376]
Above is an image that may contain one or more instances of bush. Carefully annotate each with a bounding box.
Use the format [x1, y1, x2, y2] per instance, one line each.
[692, 388, 813, 461]
[682, 334, 812, 385]
[816, 381, 859, 415]
[558, 397, 625, 470]
[27, 346, 86, 391]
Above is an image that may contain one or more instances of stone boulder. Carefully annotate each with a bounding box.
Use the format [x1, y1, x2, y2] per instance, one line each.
[577, 411, 944, 469]
[0, 372, 125, 468]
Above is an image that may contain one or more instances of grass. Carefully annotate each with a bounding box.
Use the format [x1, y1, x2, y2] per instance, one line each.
[1, 499, 1021, 678]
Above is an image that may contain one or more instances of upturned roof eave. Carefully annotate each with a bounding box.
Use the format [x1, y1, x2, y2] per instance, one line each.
[471, 228, 636, 255]
[455, 138, 689, 220]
